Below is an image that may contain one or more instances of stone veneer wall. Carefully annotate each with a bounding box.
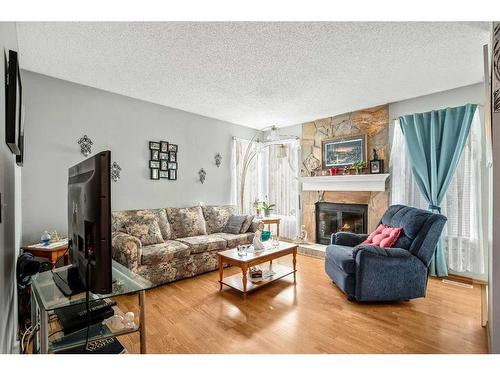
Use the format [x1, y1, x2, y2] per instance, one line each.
[301, 105, 390, 243]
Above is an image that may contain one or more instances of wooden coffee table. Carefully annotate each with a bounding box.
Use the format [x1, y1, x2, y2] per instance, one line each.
[217, 241, 297, 296]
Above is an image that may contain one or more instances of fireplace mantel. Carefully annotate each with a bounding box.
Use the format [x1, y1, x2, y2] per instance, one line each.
[300, 174, 389, 192]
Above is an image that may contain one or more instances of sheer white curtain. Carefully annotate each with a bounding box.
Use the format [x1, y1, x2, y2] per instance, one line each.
[263, 140, 300, 239]
[390, 111, 486, 277]
[230, 137, 261, 214]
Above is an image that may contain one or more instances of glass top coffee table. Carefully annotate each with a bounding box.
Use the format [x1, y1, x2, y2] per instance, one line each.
[217, 241, 297, 296]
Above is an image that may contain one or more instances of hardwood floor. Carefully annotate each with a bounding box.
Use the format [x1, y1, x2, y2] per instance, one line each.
[115, 254, 488, 354]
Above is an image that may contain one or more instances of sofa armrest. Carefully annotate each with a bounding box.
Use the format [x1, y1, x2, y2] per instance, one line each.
[353, 244, 428, 301]
[248, 219, 265, 233]
[112, 232, 142, 271]
[331, 232, 368, 246]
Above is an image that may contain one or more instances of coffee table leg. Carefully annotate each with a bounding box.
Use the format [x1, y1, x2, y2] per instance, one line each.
[241, 264, 248, 295]
[293, 249, 297, 282]
[218, 255, 223, 291]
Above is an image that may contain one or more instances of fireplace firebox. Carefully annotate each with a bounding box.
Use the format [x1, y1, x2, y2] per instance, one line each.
[315, 202, 368, 245]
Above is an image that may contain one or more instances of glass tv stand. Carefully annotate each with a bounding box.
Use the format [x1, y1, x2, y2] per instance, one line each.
[30, 260, 153, 354]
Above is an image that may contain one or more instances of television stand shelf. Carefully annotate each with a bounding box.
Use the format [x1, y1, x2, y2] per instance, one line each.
[30, 260, 152, 354]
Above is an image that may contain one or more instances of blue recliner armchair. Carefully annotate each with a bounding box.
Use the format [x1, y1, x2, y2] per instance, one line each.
[324, 205, 447, 302]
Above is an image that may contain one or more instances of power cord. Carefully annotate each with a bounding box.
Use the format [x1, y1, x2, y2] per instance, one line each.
[21, 323, 39, 354]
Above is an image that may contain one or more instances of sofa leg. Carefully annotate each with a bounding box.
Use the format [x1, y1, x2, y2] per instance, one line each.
[347, 296, 356, 302]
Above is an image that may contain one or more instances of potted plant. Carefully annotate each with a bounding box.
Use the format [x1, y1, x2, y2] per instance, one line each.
[260, 201, 276, 217]
[253, 198, 262, 217]
[351, 161, 365, 174]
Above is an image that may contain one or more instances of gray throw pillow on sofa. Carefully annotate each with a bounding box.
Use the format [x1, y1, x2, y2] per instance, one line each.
[240, 215, 255, 233]
[223, 214, 248, 234]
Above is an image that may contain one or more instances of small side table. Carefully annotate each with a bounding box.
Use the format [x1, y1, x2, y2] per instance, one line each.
[261, 217, 281, 238]
[21, 240, 69, 269]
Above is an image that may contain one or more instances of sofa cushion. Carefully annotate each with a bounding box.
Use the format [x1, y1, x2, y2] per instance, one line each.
[112, 208, 172, 240]
[248, 220, 264, 233]
[240, 215, 255, 233]
[178, 234, 228, 254]
[223, 214, 247, 234]
[141, 240, 190, 266]
[325, 244, 356, 274]
[122, 217, 164, 246]
[202, 205, 236, 234]
[166, 206, 207, 238]
[213, 232, 254, 248]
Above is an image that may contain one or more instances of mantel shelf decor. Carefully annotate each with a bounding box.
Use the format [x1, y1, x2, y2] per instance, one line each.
[149, 141, 178, 180]
[300, 174, 389, 192]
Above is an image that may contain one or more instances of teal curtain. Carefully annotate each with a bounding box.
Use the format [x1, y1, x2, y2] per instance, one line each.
[398, 103, 477, 277]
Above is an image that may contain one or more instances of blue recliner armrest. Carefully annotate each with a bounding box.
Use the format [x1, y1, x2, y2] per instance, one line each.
[353, 244, 428, 301]
[331, 232, 369, 246]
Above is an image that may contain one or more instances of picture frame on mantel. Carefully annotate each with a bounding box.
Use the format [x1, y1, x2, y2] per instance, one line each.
[321, 133, 367, 169]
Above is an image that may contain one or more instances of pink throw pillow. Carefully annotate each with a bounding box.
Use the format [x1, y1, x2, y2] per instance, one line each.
[363, 224, 386, 244]
[362, 225, 402, 248]
[379, 227, 402, 248]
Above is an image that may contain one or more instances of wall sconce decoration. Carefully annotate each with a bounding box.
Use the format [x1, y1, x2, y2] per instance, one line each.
[214, 153, 222, 168]
[111, 162, 122, 182]
[77, 135, 93, 157]
[198, 168, 206, 184]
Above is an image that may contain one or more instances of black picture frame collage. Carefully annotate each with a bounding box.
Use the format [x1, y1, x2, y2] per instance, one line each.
[149, 141, 178, 180]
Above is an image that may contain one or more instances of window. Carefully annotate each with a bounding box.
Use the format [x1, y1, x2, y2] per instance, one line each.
[231, 138, 300, 239]
[390, 111, 486, 277]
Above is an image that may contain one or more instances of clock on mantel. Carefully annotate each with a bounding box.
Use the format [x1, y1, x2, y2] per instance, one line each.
[300, 174, 389, 192]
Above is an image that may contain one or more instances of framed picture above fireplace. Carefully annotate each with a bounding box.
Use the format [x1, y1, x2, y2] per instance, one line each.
[322, 134, 366, 169]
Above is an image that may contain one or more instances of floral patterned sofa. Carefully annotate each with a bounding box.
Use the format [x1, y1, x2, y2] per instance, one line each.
[111, 205, 259, 285]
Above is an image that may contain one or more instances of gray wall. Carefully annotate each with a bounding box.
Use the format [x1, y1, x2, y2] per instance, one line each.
[0, 22, 21, 354]
[21, 71, 257, 243]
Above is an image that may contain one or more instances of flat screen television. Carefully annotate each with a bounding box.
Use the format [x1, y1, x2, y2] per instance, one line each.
[5, 49, 22, 155]
[53, 151, 113, 296]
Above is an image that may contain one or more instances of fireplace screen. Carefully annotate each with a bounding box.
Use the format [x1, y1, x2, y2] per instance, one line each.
[315, 202, 368, 245]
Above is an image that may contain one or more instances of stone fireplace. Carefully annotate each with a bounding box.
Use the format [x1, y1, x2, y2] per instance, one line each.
[315, 202, 368, 245]
[300, 104, 390, 244]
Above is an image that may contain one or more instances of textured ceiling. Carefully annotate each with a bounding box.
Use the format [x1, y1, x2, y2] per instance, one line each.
[16, 22, 489, 129]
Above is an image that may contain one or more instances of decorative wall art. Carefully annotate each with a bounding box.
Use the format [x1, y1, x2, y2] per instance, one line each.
[215, 152, 222, 167]
[78, 135, 93, 157]
[149, 140, 178, 181]
[199, 168, 206, 184]
[321, 134, 366, 169]
[151, 168, 159, 180]
[111, 162, 122, 182]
